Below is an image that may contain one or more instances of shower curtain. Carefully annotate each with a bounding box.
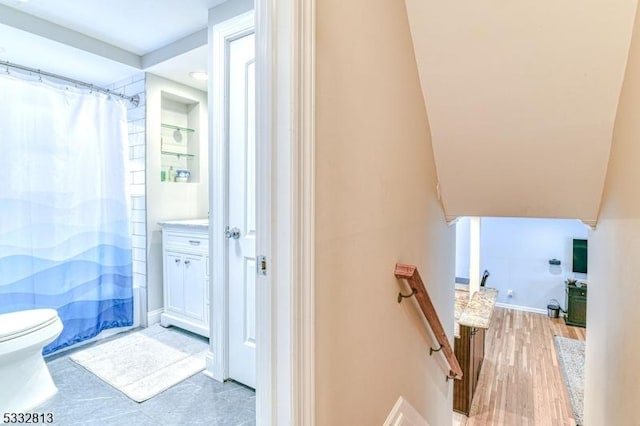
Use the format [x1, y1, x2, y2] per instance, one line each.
[0, 74, 133, 354]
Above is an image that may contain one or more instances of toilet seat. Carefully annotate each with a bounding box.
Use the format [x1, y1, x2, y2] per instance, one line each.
[0, 309, 60, 343]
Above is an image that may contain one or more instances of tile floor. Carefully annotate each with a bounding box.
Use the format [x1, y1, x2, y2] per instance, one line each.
[36, 329, 256, 426]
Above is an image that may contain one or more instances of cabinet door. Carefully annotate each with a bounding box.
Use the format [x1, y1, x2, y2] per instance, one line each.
[473, 328, 485, 385]
[569, 295, 587, 326]
[183, 254, 206, 321]
[454, 326, 474, 414]
[468, 332, 477, 396]
[165, 252, 185, 313]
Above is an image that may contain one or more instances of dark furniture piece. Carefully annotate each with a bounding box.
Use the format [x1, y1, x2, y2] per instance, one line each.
[565, 283, 587, 327]
[480, 270, 490, 287]
[453, 325, 485, 415]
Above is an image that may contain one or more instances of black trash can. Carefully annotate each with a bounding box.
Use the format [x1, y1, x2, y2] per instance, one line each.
[547, 303, 560, 318]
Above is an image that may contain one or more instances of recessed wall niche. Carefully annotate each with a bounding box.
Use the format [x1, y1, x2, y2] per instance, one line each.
[160, 91, 201, 183]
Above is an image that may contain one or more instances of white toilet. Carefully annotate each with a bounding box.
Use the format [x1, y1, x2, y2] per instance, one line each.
[0, 309, 63, 413]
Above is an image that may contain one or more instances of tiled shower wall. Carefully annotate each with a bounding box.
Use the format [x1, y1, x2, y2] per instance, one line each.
[109, 74, 147, 324]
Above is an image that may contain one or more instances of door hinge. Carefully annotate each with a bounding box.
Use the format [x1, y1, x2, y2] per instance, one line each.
[257, 255, 267, 276]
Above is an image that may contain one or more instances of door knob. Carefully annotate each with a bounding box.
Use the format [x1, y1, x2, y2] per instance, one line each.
[225, 226, 241, 240]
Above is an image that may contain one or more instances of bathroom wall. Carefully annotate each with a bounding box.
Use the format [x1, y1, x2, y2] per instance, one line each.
[108, 73, 147, 327]
[145, 74, 208, 316]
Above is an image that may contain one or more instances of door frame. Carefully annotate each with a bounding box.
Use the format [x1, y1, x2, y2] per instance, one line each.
[208, 0, 316, 424]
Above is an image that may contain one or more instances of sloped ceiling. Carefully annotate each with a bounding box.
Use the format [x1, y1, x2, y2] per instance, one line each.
[404, 0, 638, 225]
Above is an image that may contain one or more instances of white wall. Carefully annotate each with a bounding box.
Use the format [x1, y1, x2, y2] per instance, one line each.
[145, 74, 208, 312]
[585, 3, 640, 424]
[108, 73, 147, 326]
[455, 217, 470, 280]
[456, 217, 588, 311]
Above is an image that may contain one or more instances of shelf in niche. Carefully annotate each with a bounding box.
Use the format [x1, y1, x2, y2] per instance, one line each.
[161, 123, 195, 133]
[161, 150, 195, 158]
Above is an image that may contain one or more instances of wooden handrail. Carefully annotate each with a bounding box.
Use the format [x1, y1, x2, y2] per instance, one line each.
[395, 263, 463, 380]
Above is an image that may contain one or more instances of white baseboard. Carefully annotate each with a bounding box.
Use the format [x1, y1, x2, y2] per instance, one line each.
[496, 302, 547, 315]
[147, 308, 163, 325]
[383, 396, 430, 426]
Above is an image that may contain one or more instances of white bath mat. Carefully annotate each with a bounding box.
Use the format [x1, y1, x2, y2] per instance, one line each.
[69, 324, 208, 402]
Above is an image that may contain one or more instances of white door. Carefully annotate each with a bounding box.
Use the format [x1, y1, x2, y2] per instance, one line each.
[227, 31, 256, 388]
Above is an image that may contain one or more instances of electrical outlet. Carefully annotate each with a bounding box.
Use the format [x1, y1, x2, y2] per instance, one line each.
[507, 289, 514, 297]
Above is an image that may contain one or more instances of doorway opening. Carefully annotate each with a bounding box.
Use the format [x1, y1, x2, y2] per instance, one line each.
[207, 10, 257, 390]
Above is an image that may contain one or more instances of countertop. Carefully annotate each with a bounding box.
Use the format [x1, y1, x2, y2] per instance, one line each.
[567, 282, 588, 290]
[454, 286, 499, 338]
[157, 218, 209, 230]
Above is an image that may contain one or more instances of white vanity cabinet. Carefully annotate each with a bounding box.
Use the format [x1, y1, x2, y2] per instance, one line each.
[159, 220, 209, 337]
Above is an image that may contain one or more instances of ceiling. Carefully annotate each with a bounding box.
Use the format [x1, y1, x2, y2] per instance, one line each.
[0, 0, 225, 90]
[404, 0, 638, 225]
[5, 0, 635, 226]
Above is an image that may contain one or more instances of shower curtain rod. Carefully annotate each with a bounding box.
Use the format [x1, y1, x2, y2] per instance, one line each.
[2, 61, 140, 107]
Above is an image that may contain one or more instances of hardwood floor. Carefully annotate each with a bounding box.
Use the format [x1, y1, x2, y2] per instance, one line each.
[453, 308, 586, 426]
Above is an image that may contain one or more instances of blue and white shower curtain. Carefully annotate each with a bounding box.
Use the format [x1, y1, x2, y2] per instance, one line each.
[0, 74, 133, 354]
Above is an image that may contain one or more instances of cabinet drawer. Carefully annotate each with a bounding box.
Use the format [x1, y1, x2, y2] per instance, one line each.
[164, 233, 208, 251]
[568, 288, 587, 297]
